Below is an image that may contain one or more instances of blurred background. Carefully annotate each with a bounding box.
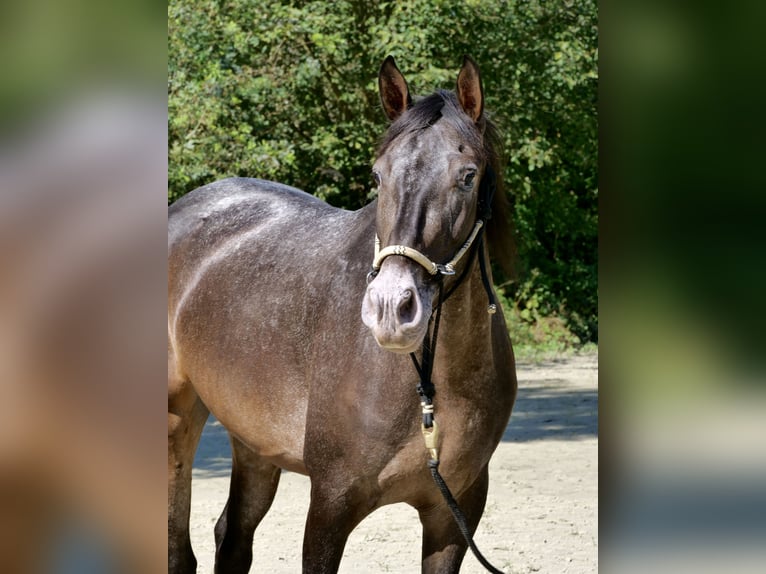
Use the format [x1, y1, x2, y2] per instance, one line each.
[602, 0, 766, 572]
[0, 0, 166, 572]
[1, 0, 765, 572]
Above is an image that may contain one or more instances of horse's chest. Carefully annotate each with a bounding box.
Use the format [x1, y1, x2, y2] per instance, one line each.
[375, 394, 503, 503]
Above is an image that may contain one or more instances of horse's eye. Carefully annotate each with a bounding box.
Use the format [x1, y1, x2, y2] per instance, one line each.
[462, 170, 476, 189]
[372, 171, 382, 187]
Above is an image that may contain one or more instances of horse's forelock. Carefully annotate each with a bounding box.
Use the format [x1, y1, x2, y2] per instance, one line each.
[377, 91, 478, 157]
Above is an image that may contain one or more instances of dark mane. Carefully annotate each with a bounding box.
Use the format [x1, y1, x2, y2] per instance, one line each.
[376, 90, 516, 276]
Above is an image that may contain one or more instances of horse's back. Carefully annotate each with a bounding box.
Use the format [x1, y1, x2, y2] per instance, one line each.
[169, 178, 329, 264]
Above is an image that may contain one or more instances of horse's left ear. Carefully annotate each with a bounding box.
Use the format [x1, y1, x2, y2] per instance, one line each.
[456, 55, 484, 123]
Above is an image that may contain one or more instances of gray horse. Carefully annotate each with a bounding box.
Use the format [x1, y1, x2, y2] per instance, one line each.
[168, 55, 517, 573]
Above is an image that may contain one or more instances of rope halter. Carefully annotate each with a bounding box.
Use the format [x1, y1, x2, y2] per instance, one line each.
[368, 219, 485, 279]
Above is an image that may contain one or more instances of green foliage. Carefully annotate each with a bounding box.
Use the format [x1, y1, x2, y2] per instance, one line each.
[168, 0, 598, 346]
[497, 281, 593, 362]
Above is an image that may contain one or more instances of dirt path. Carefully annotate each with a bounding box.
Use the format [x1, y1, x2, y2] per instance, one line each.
[189, 353, 598, 573]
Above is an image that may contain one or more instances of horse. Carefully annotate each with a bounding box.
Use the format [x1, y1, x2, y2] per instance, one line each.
[168, 55, 517, 573]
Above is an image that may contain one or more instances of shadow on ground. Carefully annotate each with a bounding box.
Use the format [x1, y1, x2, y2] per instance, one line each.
[192, 373, 597, 477]
[502, 378, 598, 442]
[192, 416, 232, 478]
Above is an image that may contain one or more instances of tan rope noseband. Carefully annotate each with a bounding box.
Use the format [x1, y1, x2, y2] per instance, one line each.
[371, 219, 485, 277]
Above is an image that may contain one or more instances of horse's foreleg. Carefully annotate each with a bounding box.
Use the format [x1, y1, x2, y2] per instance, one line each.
[302, 476, 375, 573]
[214, 435, 281, 574]
[418, 465, 490, 574]
[168, 378, 209, 574]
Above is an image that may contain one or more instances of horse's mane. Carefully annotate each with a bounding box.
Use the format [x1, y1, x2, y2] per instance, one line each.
[376, 90, 516, 277]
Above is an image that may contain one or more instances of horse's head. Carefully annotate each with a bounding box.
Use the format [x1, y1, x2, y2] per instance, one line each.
[362, 56, 493, 354]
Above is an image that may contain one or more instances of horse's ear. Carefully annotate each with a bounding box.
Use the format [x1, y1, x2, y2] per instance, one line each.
[456, 55, 484, 123]
[379, 55, 412, 121]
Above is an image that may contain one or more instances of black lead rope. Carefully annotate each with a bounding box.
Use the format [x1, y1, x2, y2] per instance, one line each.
[410, 281, 443, 428]
[409, 253, 506, 574]
[428, 459, 506, 574]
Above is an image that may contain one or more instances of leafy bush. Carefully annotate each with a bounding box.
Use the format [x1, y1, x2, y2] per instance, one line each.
[168, 0, 598, 345]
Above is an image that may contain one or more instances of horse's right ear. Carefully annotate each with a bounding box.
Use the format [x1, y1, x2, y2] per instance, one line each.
[378, 56, 412, 121]
[456, 55, 484, 123]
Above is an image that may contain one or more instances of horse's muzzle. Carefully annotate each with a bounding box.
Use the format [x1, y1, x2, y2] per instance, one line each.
[361, 261, 432, 354]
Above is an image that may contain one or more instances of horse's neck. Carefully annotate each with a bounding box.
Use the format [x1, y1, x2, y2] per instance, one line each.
[437, 248, 496, 354]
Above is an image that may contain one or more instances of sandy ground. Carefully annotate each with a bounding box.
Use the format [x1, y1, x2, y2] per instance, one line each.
[189, 353, 598, 573]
